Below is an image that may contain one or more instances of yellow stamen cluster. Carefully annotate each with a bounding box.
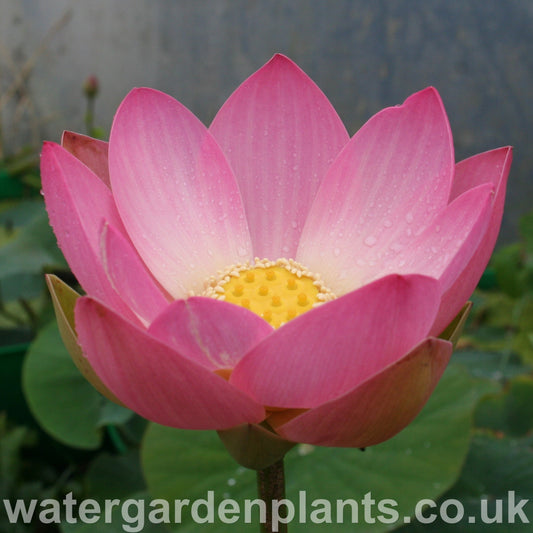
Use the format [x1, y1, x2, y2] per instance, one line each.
[203, 258, 336, 328]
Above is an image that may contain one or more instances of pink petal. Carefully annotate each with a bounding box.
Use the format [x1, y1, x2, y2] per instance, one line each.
[382, 183, 494, 291]
[297, 87, 454, 295]
[148, 297, 273, 371]
[432, 146, 512, 335]
[41, 142, 137, 322]
[230, 274, 440, 408]
[450, 146, 512, 202]
[109, 88, 252, 298]
[75, 297, 265, 430]
[61, 131, 110, 187]
[272, 337, 452, 447]
[100, 223, 170, 325]
[209, 54, 349, 259]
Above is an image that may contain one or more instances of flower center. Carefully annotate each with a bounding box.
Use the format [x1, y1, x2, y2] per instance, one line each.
[203, 258, 335, 328]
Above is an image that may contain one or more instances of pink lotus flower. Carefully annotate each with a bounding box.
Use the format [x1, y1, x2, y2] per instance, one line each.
[41, 54, 512, 449]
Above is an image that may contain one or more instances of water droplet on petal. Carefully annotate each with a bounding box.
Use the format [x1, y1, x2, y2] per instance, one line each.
[383, 219, 393, 228]
[333, 248, 341, 257]
[405, 212, 414, 224]
[364, 235, 377, 247]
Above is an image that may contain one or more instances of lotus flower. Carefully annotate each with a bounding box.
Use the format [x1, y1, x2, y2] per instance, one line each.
[41, 54, 511, 450]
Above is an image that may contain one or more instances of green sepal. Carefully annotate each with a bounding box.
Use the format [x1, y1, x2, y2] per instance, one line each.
[45, 274, 125, 406]
[217, 423, 296, 471]
[438, 301, 472, 347]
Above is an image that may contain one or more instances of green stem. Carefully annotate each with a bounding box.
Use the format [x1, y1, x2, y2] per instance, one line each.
[257, 458, 287, 533]
[85, 96, 95, 135]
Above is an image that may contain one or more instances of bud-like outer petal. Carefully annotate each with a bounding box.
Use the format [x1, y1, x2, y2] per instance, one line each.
[45, 274, 125, 406]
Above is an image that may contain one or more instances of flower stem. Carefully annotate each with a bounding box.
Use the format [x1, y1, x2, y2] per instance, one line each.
[257, 458, 287, 533]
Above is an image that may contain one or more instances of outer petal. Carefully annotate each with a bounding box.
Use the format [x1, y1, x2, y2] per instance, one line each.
[297, 87, 454, 294]
[109, 88, 252, 298]
[209, 54, 349, 259]
[45, 274, 124, 406]
[61, 131, 110, 186]
[100, 222, 170, 325]
[75, 297, 265, 430]
[272, 337, 452, 447]
[230, 274, 441, 408]
[432, 146, 512, 335]
[381, 183, 494, 291]
[41, 142, 137, 322]
[148, 297, 273, 371]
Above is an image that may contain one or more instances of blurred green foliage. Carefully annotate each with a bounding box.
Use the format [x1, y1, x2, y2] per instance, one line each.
[465, 212, 533, 363]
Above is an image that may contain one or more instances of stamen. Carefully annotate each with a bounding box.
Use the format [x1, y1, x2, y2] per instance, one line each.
[202, 258, 336, 329]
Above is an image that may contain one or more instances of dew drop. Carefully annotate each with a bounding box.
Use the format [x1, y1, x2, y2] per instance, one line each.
[405, 212, 414, 223]
[364, 235, 377, 247]
[227, 478, 236, 487]
[333, 248, 341, 257]
[383, 219, 393, 228]
[237, 246, 248, 257]
[298, 444, 315, 456]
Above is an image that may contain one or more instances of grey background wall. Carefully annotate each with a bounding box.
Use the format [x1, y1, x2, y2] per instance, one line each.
[1, 0, 531, 243]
